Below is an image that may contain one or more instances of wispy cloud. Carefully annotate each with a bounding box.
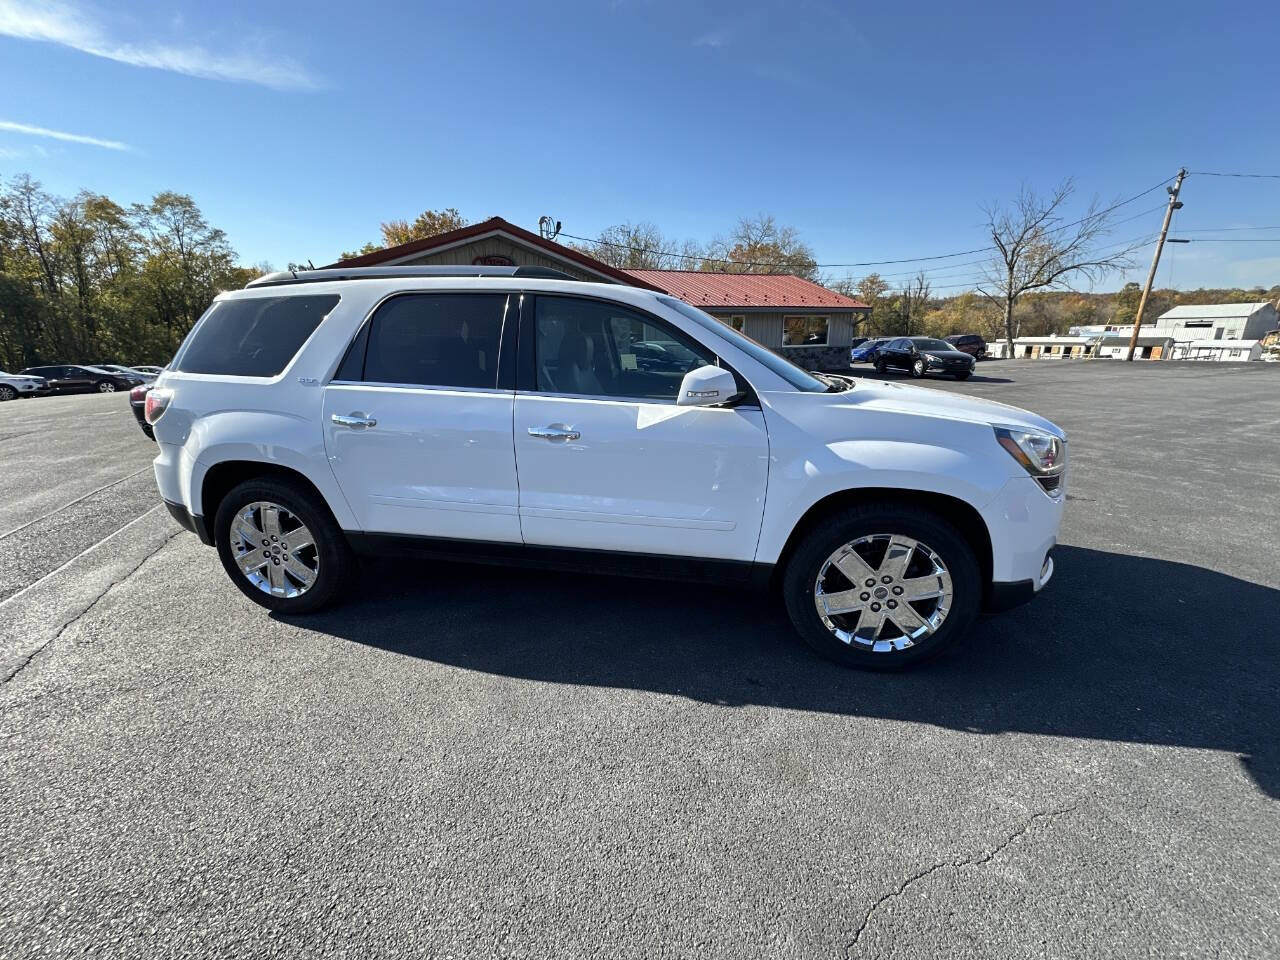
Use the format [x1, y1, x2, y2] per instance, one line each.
[0, 0, 321, 91]
[694, 28, 729, 48]
[0, 119, 129, 150]
[0, 142, 51, 160]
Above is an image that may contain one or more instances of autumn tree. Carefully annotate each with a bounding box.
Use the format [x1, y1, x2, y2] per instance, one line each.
[0, 174, 249, 368]
[977, 180, 1135, 353]
[701, 214, 817, 279]
[339, 208, 468, 260]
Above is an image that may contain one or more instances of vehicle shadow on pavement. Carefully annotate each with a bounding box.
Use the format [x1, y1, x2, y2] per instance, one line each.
[286, 545, 1278, 799]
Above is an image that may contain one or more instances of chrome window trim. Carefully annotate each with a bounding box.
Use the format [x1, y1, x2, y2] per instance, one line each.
[327, 380, 515, 397]
[515, 389, 760, 409]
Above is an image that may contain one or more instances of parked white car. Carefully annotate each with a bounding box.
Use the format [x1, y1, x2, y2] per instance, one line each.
[148, 267, 1066, 668]
[0, 370, 50, 400]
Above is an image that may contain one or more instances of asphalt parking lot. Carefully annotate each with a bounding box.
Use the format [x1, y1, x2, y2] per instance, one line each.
[2, 360, 1278, 959]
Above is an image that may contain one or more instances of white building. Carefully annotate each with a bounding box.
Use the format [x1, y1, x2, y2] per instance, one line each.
[1096, 333, 1175, 360]
[1168, 339, 1263, 362]
[1009, 335, 1095, 359]
[1152, 302, 1278, 343]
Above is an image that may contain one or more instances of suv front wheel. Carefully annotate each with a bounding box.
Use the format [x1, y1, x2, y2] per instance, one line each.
[782, 504, 980, 669]
[214, 477, 355, 613]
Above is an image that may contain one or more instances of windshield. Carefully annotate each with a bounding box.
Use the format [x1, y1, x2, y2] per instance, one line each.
[657, 296, 829, 393]
[914, 338, 953, 351]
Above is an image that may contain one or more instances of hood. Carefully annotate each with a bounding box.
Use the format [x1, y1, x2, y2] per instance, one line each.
[920, 348, 973, 361]
[828, 379, 1065, 438]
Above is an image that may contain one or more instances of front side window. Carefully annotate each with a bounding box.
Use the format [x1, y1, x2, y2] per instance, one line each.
[361, 293, 507, 389]
[535, 296, 714, 401]
[173, 295, 339, 377]
[782, 315, 830, 347]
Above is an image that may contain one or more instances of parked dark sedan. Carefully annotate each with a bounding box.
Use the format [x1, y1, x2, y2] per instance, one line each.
[19, 364, 142, 394]
[945, 333, 988, 359]
[875, 337, 976, 380]
[129, 383, 155, 439]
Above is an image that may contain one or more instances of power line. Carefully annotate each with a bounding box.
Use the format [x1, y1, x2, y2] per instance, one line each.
[1189, 171, 1280, 180]
[1175, 225, 1280, 233]
[559, 172, 1178, 273]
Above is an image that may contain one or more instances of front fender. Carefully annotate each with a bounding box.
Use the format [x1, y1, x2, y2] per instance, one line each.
[754, 436, 1010, 564]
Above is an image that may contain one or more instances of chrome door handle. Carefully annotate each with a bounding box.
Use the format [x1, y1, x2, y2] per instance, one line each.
[527, 425, 581, 441]
[331, 412, 377, 429]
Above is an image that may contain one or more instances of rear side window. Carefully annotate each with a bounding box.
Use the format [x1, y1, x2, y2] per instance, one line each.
[361, 293, 507, 389]
[173, 295, 339, 377]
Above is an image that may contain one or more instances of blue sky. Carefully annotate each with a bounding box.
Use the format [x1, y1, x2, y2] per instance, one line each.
[2, 0, 1278, 291]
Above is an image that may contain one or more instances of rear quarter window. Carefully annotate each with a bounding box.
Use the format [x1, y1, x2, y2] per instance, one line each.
[173, 295, 340, 377]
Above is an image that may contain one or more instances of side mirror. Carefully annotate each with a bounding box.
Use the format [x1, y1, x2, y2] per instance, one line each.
[676, 364, 740, 407]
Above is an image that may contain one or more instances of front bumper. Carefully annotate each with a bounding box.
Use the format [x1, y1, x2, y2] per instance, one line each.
[979, 475, 1063, 610]
[986, 550, 1055, 613]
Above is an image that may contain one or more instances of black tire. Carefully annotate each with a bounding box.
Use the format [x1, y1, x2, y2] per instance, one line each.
[214, 477, 355, 614]
[782, 503, 981, 670]
[874, 358, 887, 375]
[955, 372, 971, 381]
[97, 380, 116, 393]
[910, 358, 926, 378]
[0, 384, 15, 401]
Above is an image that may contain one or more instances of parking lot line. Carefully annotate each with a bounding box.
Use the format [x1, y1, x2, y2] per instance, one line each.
[0, 465, 153, 542]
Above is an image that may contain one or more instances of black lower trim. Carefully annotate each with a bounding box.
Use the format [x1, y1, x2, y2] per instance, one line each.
[346, 531, 773, 587]
[163, 499, 213, 545]
[984, 578, 1036, 613]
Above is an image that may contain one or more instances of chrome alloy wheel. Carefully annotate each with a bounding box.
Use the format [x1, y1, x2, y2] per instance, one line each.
[98, 381, 116, 392]
[229, 501, 319, 598]
[813, 534, 953, 652]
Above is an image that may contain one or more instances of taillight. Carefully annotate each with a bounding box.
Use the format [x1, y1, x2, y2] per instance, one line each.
[144, 388, 173, 424]
[129, 384, 149, 402]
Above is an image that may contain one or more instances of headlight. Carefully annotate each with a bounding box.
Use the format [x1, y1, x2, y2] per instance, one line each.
[994, 426, 1066, 477]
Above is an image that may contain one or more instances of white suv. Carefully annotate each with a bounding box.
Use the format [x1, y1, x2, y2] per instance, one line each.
[148, 267, 1065, 669]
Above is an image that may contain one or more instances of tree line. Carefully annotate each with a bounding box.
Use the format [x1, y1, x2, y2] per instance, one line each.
[6, 170, 1274, 371]
[0, 174, 256, 370]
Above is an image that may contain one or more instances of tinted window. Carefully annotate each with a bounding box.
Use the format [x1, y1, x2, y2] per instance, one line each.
[535, 296, 714, 401]
[913, 338, 952, 351]
[173, 295, 338, 377]
[363, 293, 506, 389]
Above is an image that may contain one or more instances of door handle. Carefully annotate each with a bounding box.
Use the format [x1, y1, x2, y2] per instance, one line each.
[331, 412, 377, 429]
[527, 425, 581, 441]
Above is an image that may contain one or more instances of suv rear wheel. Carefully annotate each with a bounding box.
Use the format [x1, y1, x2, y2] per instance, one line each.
[782, 504, 980, 669]
[214, 477, 354, 613]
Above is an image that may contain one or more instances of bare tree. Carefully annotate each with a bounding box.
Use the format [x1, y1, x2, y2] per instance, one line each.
[900, 270, 932, 336]
[574, 221, 699, 270]
[702, 214, 817, 278]
[977, 180, 1135, 353]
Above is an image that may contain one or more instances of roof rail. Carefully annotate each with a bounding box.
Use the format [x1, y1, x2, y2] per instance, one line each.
[245, 265, 577, 289]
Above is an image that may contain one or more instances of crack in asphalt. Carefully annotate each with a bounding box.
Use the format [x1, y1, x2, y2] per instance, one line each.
[843, 805, 1079, 957]
[1, 530, 182, 685]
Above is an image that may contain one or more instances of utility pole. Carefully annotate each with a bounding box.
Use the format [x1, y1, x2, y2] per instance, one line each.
[1126, 168, 1187, 361]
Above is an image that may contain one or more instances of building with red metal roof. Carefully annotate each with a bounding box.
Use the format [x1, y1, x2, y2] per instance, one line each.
[328, 218, 868, 369]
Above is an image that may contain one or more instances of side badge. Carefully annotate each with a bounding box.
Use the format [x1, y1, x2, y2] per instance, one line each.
[297, 377, 320, 385]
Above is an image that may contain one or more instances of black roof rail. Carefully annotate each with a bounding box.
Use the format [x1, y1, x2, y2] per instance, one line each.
[245, 265, 578, 289]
